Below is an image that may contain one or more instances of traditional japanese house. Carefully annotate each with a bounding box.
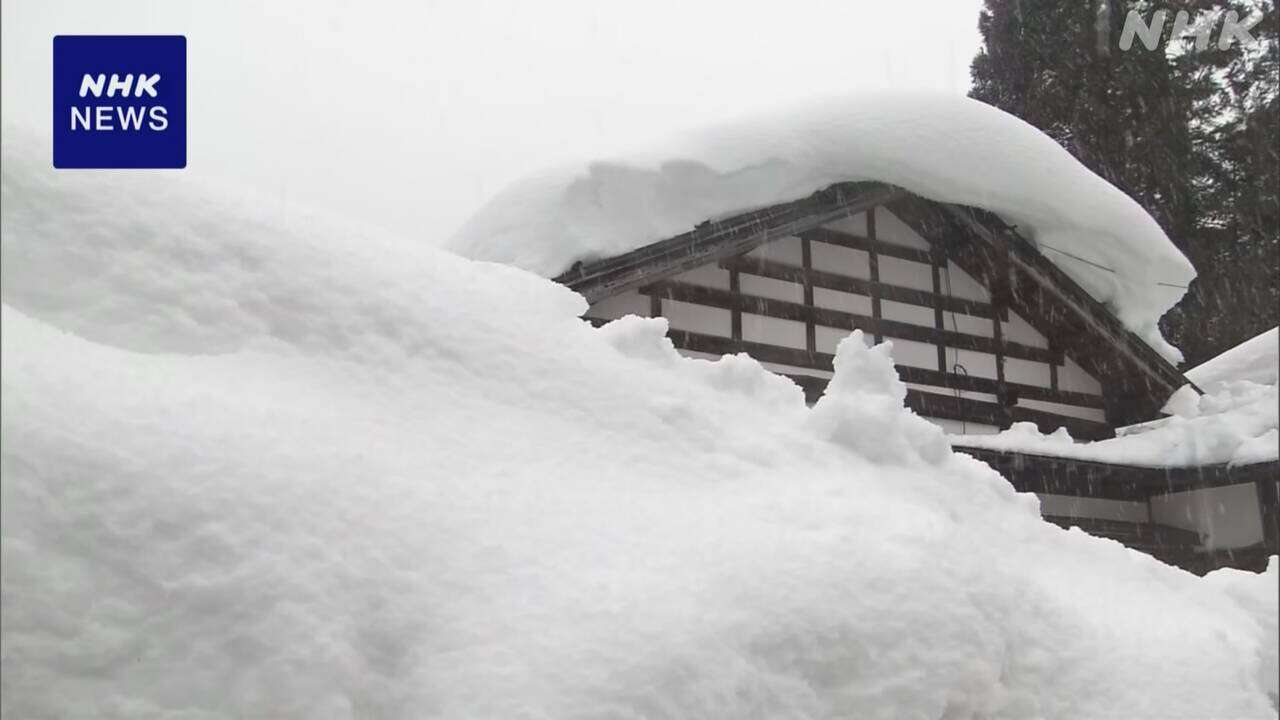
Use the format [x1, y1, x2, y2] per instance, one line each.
[449, 96, 1277, 575]
[554, 183, 1278, 574]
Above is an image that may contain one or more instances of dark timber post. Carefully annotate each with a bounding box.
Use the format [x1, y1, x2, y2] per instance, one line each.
[1257, 477, 1279, 554]
[728, 268, 742, 342]
[991, 240, 1012, 428]
[930, 248, 947, 373]
[801, 236, 817, 357]
[867, 208, 883, 344]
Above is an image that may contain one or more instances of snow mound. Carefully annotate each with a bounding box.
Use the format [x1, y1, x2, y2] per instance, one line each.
[1187, 327, 1279, 389]
[448, 93, 1195, 362]
[2, 130, 1276, 719]
[958, 327, 1280, 467]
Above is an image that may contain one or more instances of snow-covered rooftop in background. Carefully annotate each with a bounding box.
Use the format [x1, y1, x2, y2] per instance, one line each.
[447, 93, 1196, 363]
[2, 131, 1276, 717]
[1187, 327, 1280, 389]
[956, 327, 1280, 467]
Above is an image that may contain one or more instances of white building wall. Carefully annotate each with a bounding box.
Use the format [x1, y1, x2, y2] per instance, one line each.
[810, 242, 870, 278]
[1150, 483, 1264, 549]
[662, 299, 730, 337]
[588, 289, 649, 320]
[1037, 495, 1150, 522]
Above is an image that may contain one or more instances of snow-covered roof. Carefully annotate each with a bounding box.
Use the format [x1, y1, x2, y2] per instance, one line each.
[1187, 327, 1279, 389]
[448, 93, 1196, 363]
[955, 327, 1280, 468]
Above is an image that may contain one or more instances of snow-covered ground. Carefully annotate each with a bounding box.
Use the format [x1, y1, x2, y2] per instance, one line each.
[956, 327, 1279, 467]
[1, 133, 1276, 718]
[447, 93, 1195, 362]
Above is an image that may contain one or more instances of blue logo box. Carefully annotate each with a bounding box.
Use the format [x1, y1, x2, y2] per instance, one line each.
[53, 35, 186, 169]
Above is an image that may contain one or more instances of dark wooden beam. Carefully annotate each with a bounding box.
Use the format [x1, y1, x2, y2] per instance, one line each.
[584, 321, 1106, 411]
[800, 226, 934, 265]
[555, 182, 907, 304]
[866, 208, 883, 344]
[800, 236, 816, 355]
[720, 255, 996, 319]
[930, 249, 948, 373]
[1257, 476, 1279, 554]
[639, 281, 1058, 364]
[956, 448, 1280, 501]
[884, 194, 1191, 427]
[728, 269, 742, 341]
[944, 204, 1191, 396]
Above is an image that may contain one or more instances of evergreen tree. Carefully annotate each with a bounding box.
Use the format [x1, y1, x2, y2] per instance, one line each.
[970, 0, 1278, 367]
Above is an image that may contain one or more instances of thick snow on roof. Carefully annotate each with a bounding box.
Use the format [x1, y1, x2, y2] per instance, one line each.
[955, 328, 1280, 467]
[3, 134, 1276, 718]
[1187, 327, 1280, 389]
[449, 93, 1195, 363]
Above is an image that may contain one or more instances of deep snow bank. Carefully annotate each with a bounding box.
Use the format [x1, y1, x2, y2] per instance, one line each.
[956, 327, 1279, 467]
[447, 93, 1195, 362]
[2, 133, 1276, 719]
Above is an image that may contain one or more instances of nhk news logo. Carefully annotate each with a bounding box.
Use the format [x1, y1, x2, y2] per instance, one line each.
[53, 35, 186, 169]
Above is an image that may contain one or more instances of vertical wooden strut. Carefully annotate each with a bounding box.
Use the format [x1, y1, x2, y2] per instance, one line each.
[801, 236, 817, 357]
[930, 248, 947, 373]
[866, 208, 883, 344]
[728, 268, 743, 342]
[1048, 336, 1061, 391]
[991, 240, 1012, 428]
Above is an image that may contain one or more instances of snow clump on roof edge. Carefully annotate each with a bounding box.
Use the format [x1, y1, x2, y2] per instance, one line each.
[448, 92, 1196, 364]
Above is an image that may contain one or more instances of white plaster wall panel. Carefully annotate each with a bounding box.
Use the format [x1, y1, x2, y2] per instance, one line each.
[874, 209, 933, 250]
[1060, 355, 1103, 395]
[1150, 483, 1264, 549]
[813, 287, 873, 315]
[742, 313, 807, 350]
[1003, 309, 1050, 348]
[950, 349, 999, 380]
[821, 212, 867, 236]
[881, 299, 935, 327]
[661, 299, 731, 338]
[739, 273, 805, 304]
[939, 311, 994, 338]
[673, 264, 730, 290]
[1037, 495, 1150, 522]
[905, 383, 997, 404]
[746, 235, 804, 266]
[883, 337, 938, 369]
[1004, 357, 1052, 388]
[1016, 398, 1107, 423]
[809, 241, 870, 278]
[815, 324, 861, 355]
[940, 261, 990, 302]
[877, 256, 935, 292]
[588, 290, 650, 320]
[760, 362, 834, 380]
[926, 417, 1001, 435]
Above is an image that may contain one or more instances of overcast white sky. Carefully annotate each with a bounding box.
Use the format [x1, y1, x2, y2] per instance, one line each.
[1, 0, 984, 242]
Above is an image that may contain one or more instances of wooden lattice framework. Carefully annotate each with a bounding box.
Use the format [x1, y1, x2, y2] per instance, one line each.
[560, 182, 1190, 440]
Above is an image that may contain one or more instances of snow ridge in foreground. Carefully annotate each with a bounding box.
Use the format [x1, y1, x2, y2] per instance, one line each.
[1, 133, 1276, 719]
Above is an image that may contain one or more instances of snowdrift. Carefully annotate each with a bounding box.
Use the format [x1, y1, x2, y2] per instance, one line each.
[447, 93, 1195, 362]
[1, 132, 1276, 719]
